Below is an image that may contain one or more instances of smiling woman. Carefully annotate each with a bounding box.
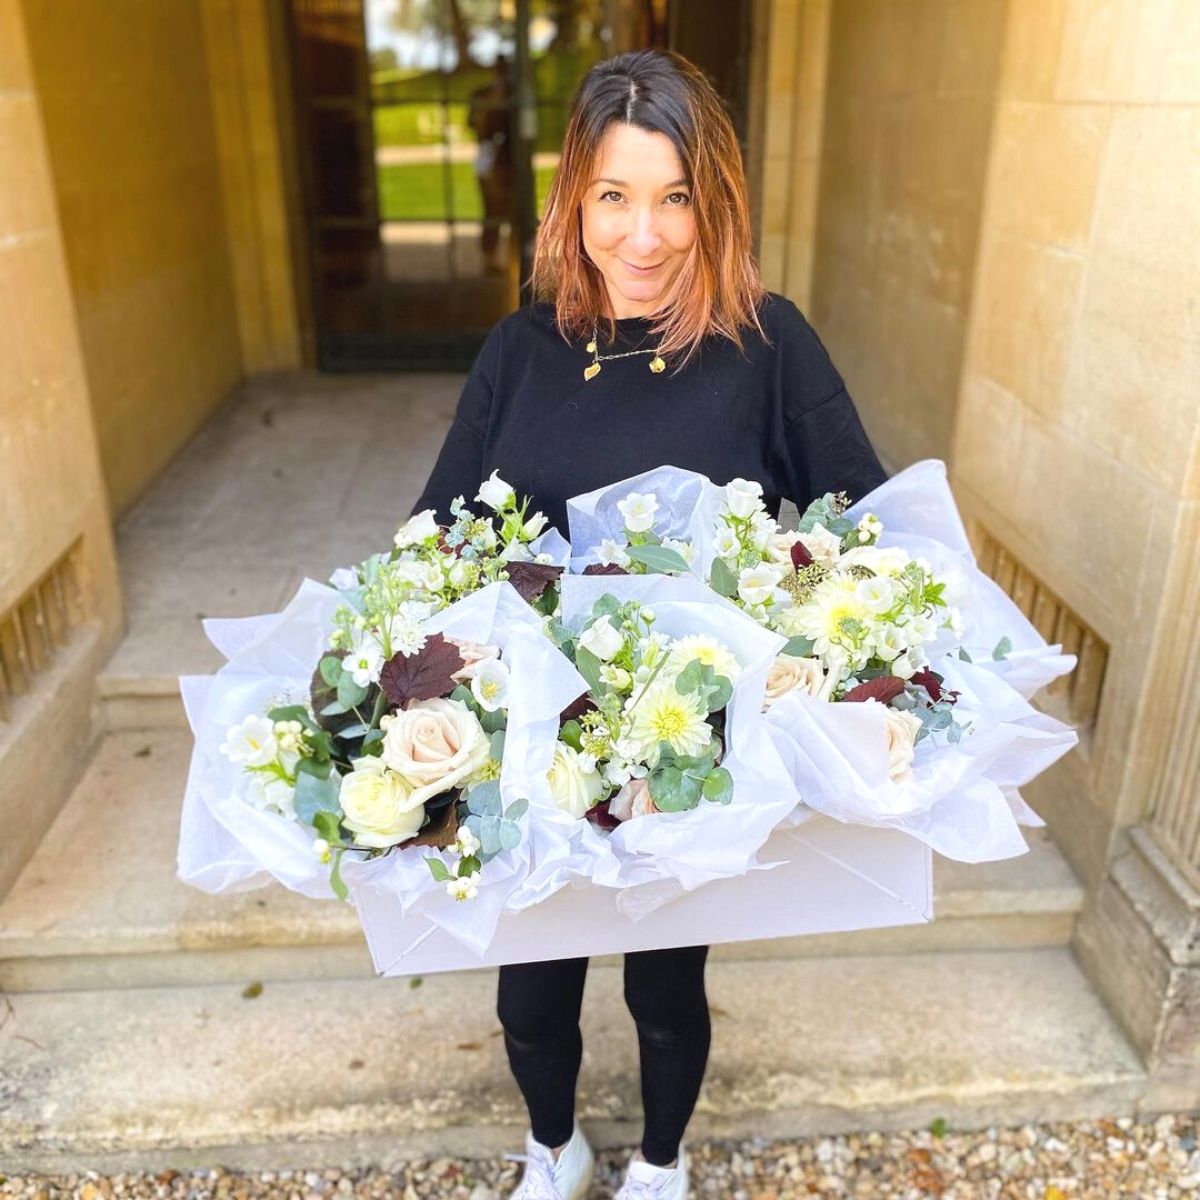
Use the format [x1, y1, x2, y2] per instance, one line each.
[411, 48, 888, 1200]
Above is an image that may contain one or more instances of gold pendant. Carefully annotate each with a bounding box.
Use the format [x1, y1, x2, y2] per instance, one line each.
[584, 362, 601, 381]
[586, 339, 597, 354]
[649, 354, 666, 374]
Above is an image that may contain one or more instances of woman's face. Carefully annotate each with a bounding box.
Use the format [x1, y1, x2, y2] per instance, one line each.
[581, 122, 696, 319]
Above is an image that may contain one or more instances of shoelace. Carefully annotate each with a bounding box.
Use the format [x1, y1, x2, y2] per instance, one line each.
[616, 1172, 673, 1199]
[504, 1150, 563, 1200]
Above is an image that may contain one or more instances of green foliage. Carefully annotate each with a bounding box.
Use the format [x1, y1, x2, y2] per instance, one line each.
[626, 543, 691, 574]
[701, 766, 734, 805]
[992, 635, 1012, 661]
[574, 645, 605, 696]
[709, 556, 738, 598]
[319, 655, 344, 687]
[425, 856, 453, 882]
[782, 635, 815, 657]
[293, 767, 341, 824]
[560, 719, 583, 751]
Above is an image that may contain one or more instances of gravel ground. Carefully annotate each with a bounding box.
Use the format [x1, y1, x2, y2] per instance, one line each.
[4, 1116, 1198, 1199]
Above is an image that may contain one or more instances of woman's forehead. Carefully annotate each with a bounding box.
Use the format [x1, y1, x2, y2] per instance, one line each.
[592, 123, 687, 185]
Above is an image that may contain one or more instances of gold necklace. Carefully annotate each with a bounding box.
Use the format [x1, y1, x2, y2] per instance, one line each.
[583, 325, 666, 381]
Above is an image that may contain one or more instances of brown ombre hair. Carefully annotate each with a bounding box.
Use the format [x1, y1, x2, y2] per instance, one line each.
[531, 50, 765, 365]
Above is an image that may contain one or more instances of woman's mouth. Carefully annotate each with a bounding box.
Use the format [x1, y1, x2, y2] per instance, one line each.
[620, 259, 664, 276]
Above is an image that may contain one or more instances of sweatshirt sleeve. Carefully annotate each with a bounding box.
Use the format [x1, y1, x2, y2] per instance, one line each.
[772, 298, 888, 509]
[411, 322, 502, 523]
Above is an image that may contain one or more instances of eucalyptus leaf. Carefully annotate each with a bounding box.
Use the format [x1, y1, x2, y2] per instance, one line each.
[649, 765, 704, 812]
[593, 593, 621, 618]
[479, 814, 503, 854]
[782, 635, 815, 657]
[337, 674, 369, 710]
[334, 721, 371, 740]
[489, 729, 506, 760]
[626, 543, 690, 574]
[497, 819, 522, 851]
[574, 646, 605, 696]
[320, 699, 349, 717]
[701, 766, 734, 805]
[504, 796, 529, 821]
[293, 768, 341, 823]
[709, 556, 738, 598]
[319, 655, 344, 687]
[992, 635, 1012, 661]
[466, 780, 503, 817]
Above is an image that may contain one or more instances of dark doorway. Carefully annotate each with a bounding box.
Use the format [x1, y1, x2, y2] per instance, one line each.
[286, 0, 753, 371]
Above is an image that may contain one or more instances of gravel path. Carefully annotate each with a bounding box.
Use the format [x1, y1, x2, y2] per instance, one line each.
[4, 1117, 1198, 1199]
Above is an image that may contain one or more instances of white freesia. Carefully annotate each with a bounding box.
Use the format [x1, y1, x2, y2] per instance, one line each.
[245, 771, 296, 818]
[522, 512, 549, 539]
[617, 491, 659, 533]
[662, 537, 696, 566]
[381, 697, 490, 805]
[499, 540, 533, 563]
[600, 663, 632, 690]
[476, 469, 516, 511]
[470, 656, 511, 712]
[725, 477, 764, 519]
[547, 742, 606, 819]
[598, 537, 631, 568]
[220, 714, 278, 767]
[713, 527, 740, 558]
[447, 559, 472, 589]
[339, 756, 425, 848]
[738, 564, 783, 607]
[578, 617, 624, 662]
[393, 509, 440, 547]
[871, 623, 908, 662]
[749, 511, 776, 550]
[446, 875, 478, 901]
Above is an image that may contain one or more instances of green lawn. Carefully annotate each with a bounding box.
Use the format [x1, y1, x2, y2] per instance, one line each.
[377, 162, 557, 222]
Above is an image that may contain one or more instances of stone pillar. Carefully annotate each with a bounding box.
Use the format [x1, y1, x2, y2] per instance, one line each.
[949, 0, 1200, 1106]
[0, 0, 122, 895]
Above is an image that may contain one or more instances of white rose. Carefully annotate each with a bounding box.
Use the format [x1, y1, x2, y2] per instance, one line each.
[762, 654, 826, 708]
[394, 509, 440, 548]
[838, 544, 910, 576]
[737, 564, 783, 607]
[476, 469, 516, 511]
[546, 743, 605, 819]
[339, 756, 425, 847]
[724, 477, 764, 519]
[855, 576, 895, 615]
[381, 698, 490, 805]
[765, 529, 804, 566]
[578, 617, 624, 662]
[617, 491, 659, 533]
[797, 522, 843, 567]
[878, 703, 923, 783]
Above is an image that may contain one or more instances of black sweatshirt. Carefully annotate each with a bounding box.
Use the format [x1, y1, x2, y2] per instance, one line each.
[413, 293, 888, 535]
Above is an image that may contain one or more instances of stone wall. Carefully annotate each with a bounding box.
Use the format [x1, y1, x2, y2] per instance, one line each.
[19, 0, 244, 516]
[0, 0, 122, 895]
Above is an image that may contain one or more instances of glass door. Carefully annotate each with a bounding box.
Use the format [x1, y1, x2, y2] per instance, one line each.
[287, 0, 751, 370]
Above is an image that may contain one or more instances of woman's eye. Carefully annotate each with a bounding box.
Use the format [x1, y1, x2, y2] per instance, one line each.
[600, 190, 624, 203]
[665, 191, 692, 206]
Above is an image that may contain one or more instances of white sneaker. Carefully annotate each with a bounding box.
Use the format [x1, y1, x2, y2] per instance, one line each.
[508, 1120, 595, 1199]
[615, 1144, 690, 1199]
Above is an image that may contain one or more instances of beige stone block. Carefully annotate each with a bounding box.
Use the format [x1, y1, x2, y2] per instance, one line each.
[0, 95, 59, 241]
[1000, 0, 1067, 100]
[987, 100, 1110, 250]
[970, 230, 1085, 422]
[799, 0, 832, 93]
[0, 0, 31, 91]
[1054, 0, 1198, 103]
[938, 0, 1007, 98]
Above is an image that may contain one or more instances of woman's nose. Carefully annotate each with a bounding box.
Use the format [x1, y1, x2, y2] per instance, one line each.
[624, 208, 662, 257]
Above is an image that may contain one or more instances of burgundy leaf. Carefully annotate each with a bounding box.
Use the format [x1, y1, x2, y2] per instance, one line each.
[504, 560, 563, 602]
[379, 633, 465, 708]
[910, 668, 944, 703]
[790, 539, 813, 569]
[559, 694, 595, 724]
[841, 675, 907, 705]
[585, 799, 622, 830]
[583, 562, 629, 576]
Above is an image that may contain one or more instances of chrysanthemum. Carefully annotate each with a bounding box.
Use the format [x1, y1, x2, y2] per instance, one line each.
[666, 634, 741, 681]
[626, 680, 711, 763]
[791, 576, 874, 656]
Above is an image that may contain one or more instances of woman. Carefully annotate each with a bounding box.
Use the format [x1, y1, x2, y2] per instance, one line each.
[413, 49, 886, 1200]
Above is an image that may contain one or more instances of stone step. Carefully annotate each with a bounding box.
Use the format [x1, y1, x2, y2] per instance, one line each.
[0, 947, 1146, 1173]
[0, 730, 1085, 992]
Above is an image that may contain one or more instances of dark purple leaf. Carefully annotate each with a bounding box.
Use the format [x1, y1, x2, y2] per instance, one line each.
[582, 562, 629, 576]
[560, 694, 595, 724]
[585, 799, 622, 830]
[841, 675, 907, 705]
[379, 633, 465, 708]
[790, 539, 813, 569]
[504, 560, 563, 602]
[910, 668, 943, 703]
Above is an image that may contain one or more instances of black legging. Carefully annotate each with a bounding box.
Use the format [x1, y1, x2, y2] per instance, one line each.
[496, 945, 711, 1167]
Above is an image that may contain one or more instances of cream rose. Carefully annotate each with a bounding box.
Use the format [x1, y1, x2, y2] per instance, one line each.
[339, 756, 425, 848]
[880, 704, 923, 783]
[381, 697, 490, 805]
[608, 776, 659, 821]
[762, 653, 826, 708]
[797, 522, 844, 567]
[547, 743, 605, 819]
[447, 638, 501, 682]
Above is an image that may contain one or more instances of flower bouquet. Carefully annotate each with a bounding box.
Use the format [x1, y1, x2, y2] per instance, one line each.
[561, 462, 1078, 863]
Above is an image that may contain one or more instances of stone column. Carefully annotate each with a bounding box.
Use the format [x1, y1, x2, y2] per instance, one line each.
[948, 0, 1200, 1107]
